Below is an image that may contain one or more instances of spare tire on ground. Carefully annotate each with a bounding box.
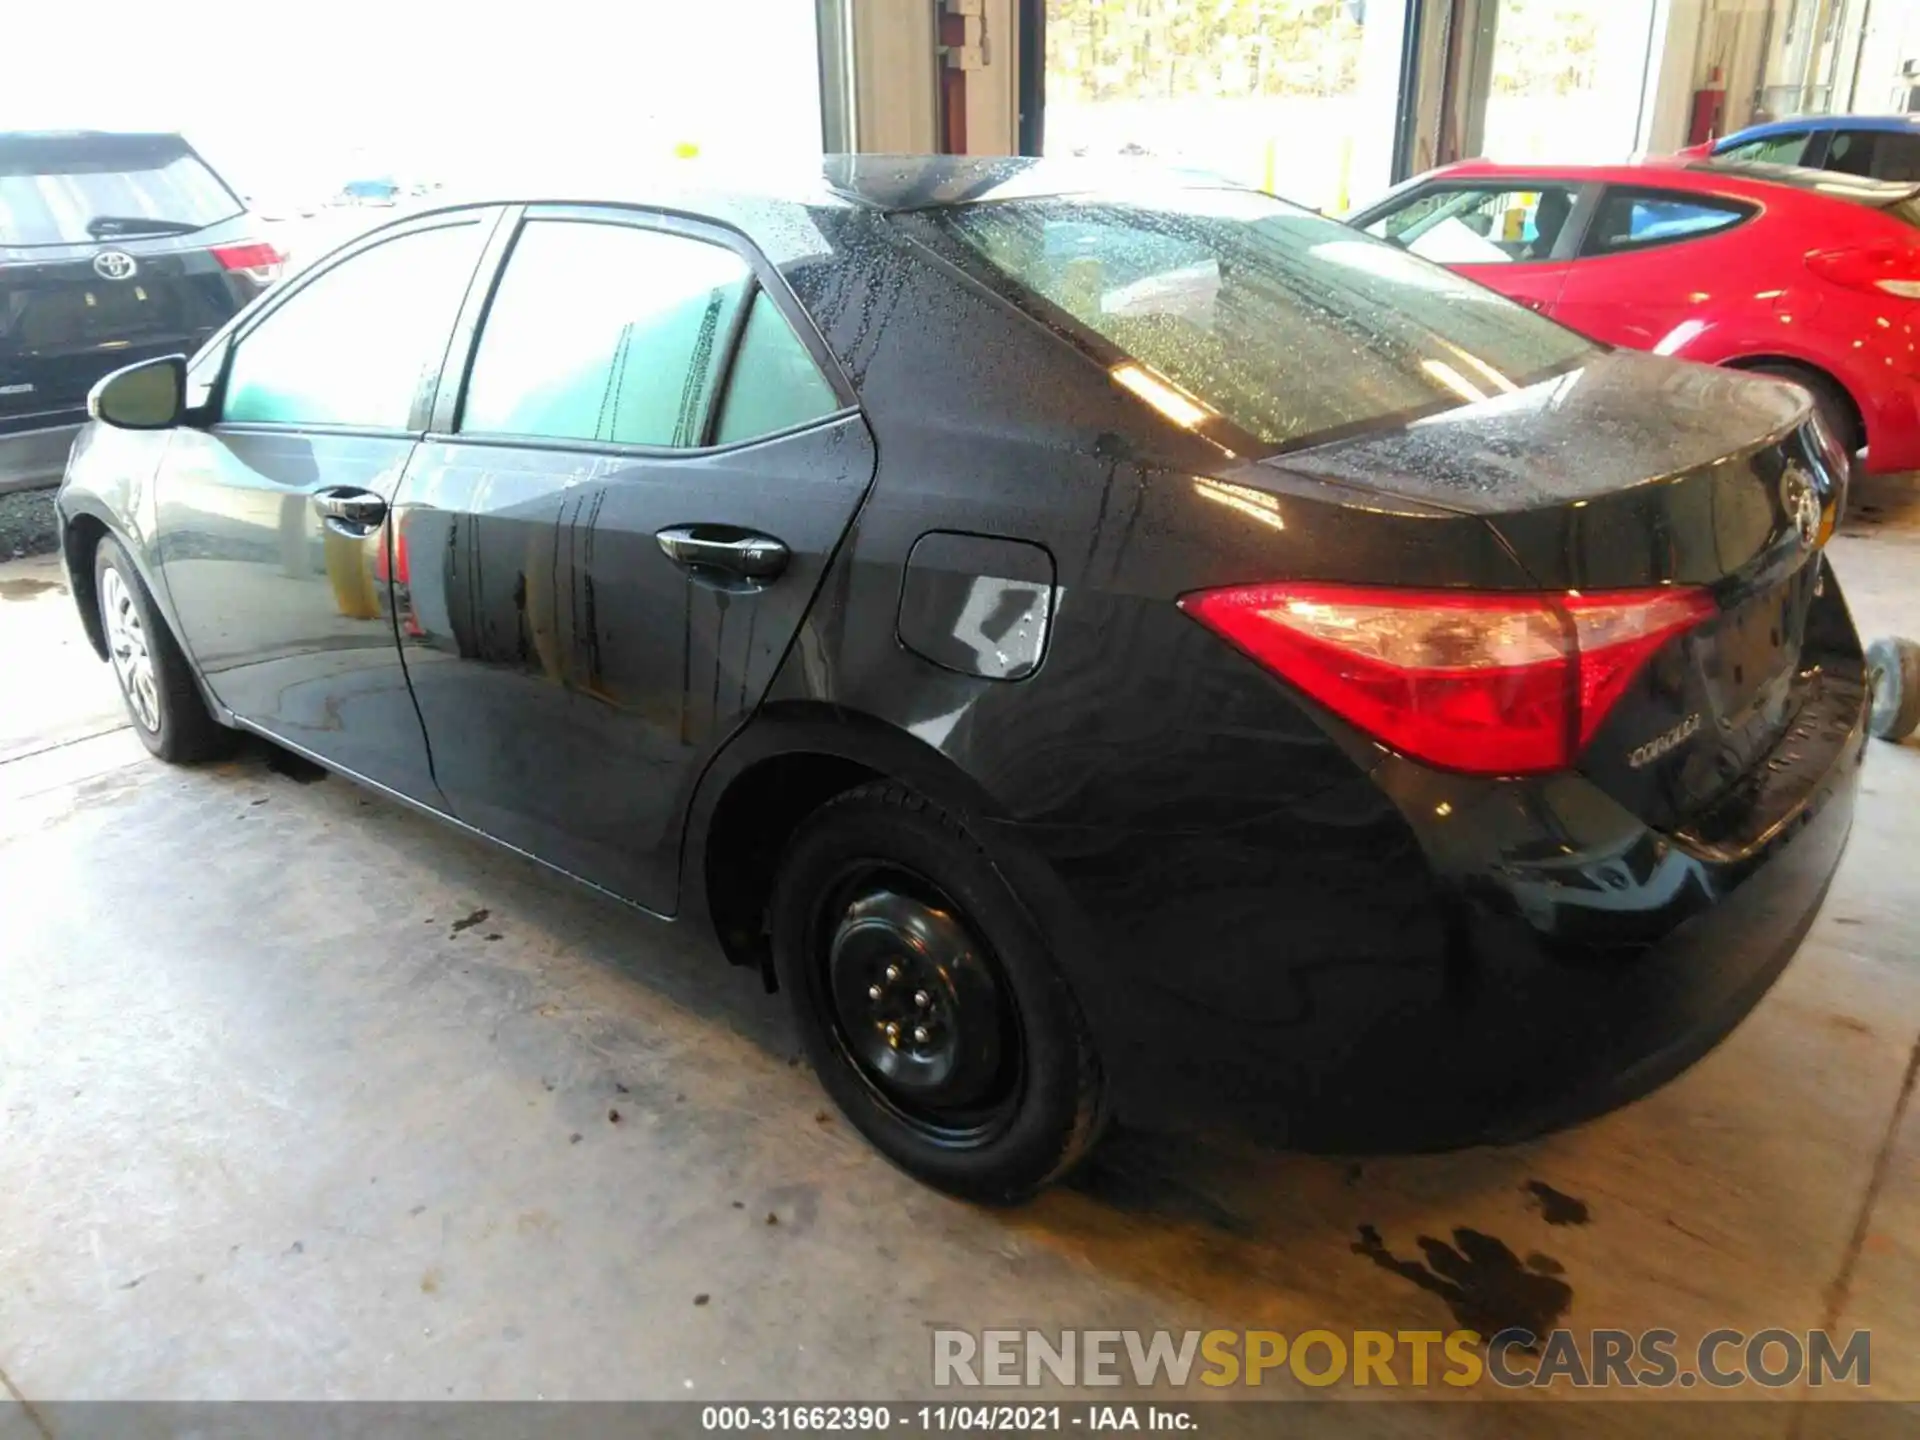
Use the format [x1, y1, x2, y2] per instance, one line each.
[1867, 636, 1920, 743]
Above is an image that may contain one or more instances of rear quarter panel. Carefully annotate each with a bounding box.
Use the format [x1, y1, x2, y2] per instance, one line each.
[1643, 200, 1920, 468]
[757, 219, 1543, 1121]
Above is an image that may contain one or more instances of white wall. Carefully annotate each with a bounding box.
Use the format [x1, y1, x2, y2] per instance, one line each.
[850, 0, 939, 152]
[1849, 0, 1920, 111]
[3, 0, 826, 203]
[1644, 0, 1920, 149]
[965, 0, 1021, 156]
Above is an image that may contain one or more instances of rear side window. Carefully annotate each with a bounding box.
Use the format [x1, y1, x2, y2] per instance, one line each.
[713, 291, 841, 444]
[223, 222, 485, 429]
[928, 190, 1596, 451]
[1583, 190, 1752, 256]
[461, 220, 750, 447]
[1718, 131, 1811, 167]
[0, 134, 242, 247]
[1363, 185, 1583, 264]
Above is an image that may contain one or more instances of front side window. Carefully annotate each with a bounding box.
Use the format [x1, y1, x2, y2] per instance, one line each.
[1871, 132, 1920, 183]
[1824, 131, 1882, 179]
[223, 221, 484, 429]
[1825, 129, 1920, 182]
[1870, 132, 1920, 183]
[1718, 131, 1810, 167]
[1584, 191, 1752, 256]
[1363, 185, 1582, 265]
[461, 220, 751, 447]
[929, 189, 1597, 451]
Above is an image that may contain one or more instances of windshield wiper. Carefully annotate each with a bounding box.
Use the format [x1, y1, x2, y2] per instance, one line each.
[84, 215, 206, 238]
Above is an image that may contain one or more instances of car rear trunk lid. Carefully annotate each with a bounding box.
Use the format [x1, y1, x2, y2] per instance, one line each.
[1270, 351, 1852, 834]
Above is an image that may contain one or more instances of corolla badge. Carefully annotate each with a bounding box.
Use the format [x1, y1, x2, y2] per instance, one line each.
[1628, 712, 1702, 769]
[1782, 462, 1822, 549]
[92, 250, 137, 281]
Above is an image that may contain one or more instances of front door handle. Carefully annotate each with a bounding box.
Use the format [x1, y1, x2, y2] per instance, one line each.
[313, 488, 388, 530]
[656, 525, 790, 581]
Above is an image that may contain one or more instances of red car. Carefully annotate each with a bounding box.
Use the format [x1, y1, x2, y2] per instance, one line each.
[1350, 158, 1920, 474]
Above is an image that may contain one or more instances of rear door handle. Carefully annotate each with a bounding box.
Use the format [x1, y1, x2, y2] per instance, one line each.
[656, 525, 789, 581]
[313, 488, 388, 530]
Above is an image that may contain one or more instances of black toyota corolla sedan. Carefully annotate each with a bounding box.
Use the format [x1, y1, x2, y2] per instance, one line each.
[56, 157, 1864, 1200]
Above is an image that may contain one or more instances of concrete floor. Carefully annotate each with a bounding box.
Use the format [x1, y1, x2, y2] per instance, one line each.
[2, 481, 1918, 1430]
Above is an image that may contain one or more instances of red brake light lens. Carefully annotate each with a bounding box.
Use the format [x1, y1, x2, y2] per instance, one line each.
[1179, 583, 1716, 776]
[1806, 244, 1920, 300]
[211, 241, 284, 281]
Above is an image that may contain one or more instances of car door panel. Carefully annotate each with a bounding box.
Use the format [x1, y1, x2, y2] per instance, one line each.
[152, 210, 499, 803]
[1456, 262, 1571, 315]
[157, 429, 427, 789]
[1550, 188, 1758, 352]
[392, 415, 876, 912]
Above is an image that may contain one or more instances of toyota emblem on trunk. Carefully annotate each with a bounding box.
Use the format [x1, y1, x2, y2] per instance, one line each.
[1782, 463, 1821, 549]
[92, 250, 137, 281]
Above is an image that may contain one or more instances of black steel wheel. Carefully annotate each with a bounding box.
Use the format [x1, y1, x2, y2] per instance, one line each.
[817, 865, 1024, 1144]
[771, 782, 1106, 1201]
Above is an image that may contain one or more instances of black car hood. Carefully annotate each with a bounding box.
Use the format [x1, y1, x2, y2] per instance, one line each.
[1267, 350, 1809, 516]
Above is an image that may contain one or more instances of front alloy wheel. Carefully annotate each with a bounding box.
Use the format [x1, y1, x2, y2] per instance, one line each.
[91, 535, 233, 764]
[101, 564, 160, 733]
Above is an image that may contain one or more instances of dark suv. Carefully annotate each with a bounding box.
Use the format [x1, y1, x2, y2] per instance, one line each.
[1, 131, 281, 490]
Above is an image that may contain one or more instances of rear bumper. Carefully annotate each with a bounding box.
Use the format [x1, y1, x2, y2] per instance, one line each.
[1008, 656, 1869, 1152]
[0, 423, 79, 495]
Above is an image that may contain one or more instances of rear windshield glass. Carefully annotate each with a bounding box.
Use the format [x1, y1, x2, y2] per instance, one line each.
[927, 189, 1597, 451]
[0, 136, 242, 247]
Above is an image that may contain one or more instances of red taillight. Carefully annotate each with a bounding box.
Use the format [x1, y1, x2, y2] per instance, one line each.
[1179, 583, 1716, 776]
[210, 241, 284, 282]
[1806, 244, 1920, 300]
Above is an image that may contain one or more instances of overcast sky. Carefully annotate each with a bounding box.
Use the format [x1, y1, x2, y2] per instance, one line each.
[4, 0, 824, 194]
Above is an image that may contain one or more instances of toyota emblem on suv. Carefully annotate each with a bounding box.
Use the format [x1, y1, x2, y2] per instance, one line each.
[92, 250, 137, 281]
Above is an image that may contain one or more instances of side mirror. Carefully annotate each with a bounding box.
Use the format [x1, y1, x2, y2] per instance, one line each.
[87, 355, 187, 430]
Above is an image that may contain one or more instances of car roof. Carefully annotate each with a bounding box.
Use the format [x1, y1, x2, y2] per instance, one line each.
[1429, 156, 1920, 210]
[446, 154, 1242, 215]
[418, 154, 1262, 268]
[1716, 113, 1920, 144]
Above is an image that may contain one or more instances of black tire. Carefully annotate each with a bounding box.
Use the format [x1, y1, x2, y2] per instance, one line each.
[1750, 363, 1861, 457]
[94, 534, 233, 763]
[770, 781, 1106, 1202]
[1868, 637, 1920, 743]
